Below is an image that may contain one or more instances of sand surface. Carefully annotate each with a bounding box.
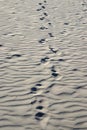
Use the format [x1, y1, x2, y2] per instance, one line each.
[0, 0, 87, 130]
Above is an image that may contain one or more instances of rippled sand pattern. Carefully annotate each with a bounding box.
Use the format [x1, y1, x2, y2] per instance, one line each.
[0, 0, 87, 130]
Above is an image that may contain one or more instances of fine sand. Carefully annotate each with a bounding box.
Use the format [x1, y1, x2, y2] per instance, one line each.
[0, 0, 87, 130]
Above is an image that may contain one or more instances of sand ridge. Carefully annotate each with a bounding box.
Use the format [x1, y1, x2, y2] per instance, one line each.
[0, 0, 87, 130]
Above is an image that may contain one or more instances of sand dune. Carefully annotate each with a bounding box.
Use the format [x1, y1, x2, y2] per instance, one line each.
[0, 0, 87, 130]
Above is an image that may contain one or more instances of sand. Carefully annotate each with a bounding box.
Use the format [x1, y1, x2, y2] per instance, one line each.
[0, 0, 87, 130]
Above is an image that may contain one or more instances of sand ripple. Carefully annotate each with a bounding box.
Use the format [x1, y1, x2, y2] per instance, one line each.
[0, 0, 87, 130]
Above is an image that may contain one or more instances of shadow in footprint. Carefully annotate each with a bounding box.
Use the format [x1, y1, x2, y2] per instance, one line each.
[64, 22, 69, 25]
[45, 90, 50, 93]
[75, 85, 84, 89]
[72, 68, 78, 71]
[48, 83, 55, 89]
[0, 44, 3, 47]
[6, 56, 12, 59]
[30, 100, 37, 105]
[39, 99, 44, 103]
[36, 106, 43, 110]
[12, 54, 22, 57]
[36, 83, 42, 86]
[58, 58, 65, 62]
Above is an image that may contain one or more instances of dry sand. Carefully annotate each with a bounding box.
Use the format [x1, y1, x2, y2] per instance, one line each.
[0, 0, 87, 130]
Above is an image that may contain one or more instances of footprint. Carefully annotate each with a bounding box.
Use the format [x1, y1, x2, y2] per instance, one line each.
[38, 38, 46, 43]
[36, 8, 42, 11]
[31, 87, 37, 93]
[40, 26, 48, 30]
[49, 45, 58, 53]
[48, 22, 52, 26]
[6, 54, 22, 59]
[40, 17, 45, 20]
[52, 72, 59, 77]
[41, 6, 46, 9]
[51, 66, 56, 72]
[38, 3, 42, 5]
[40, 57, 49, 63]
[43, 12, 48, 16]
[44, 0, 47, 3]
[48, 33, 54, 37]
[41, 58, 46, 63]
[35, 112, 45, 120]
[31, 87, 43, 95]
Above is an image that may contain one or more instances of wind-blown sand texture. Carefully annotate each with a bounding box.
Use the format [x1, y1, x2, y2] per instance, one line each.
[0, 0, 87, 130]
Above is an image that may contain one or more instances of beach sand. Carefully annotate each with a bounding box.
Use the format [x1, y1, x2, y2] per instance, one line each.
[0, 0, 87, 130]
